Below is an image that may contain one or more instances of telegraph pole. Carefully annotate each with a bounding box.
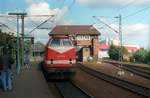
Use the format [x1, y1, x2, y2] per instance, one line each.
[8, 12, 27, 74]
[21, 15, 26, 68]
[115, 14, 124, 75]
[148, 24, 150, 50]
[115, 15, 122, 60]
[118, 15, 123, 64]
[94, 15, 124, 75]
[0, 24, 2, 32]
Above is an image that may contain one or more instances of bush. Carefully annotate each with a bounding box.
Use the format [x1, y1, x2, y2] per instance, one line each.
[108, 45, 128, 61]
[0, 31, 16, 56]
[145, 51, 150, 64]
[130, 49, 147, 63]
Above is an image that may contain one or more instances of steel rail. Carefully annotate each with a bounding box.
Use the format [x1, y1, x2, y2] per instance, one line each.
[120, 65, 150, 79]
[132, 67, 150, 74]
[104, 61, 150, 79]
[54, 81, 92, 98]
[103, 60, 150, 70]
[78, 63, 150, 98]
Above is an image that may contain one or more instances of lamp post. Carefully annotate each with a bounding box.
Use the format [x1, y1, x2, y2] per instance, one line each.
[8, 12, 27, 74]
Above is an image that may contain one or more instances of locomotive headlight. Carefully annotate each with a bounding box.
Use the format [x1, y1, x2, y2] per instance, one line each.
[45, 60, 51, 64]
[45, 59, 53, 64]
[69, 59, 72, 64]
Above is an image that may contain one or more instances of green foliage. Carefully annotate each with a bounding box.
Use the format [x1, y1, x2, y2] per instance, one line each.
[130, 49, 147, 63]
[145, 51, 150, 64]
[24, 40, 32, 52]
[108, 45, 128, 61]
[108, 45, 119, 60]
[0, 31, 16, 55]
[24, 39, 34, 58]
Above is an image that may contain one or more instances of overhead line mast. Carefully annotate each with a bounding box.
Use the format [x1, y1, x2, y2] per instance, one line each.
[8, 12, 27, 74]
[94, 15, 124, 76]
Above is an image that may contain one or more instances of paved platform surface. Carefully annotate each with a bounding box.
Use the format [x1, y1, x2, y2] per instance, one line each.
[0, 64, 54, 98]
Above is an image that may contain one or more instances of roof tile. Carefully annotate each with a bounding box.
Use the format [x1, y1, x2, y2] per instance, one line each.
[49, 25, 100, 35]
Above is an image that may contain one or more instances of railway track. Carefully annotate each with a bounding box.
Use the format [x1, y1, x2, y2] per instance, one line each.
[78, 63, 150, 98]
[132, 67, 150, 74]
[104, 61, 150, 79]
[121, 65, 150, 79]
[54, 81, 92, 98]
[125, 64, 150, 74]
[103, 60, 150, 71]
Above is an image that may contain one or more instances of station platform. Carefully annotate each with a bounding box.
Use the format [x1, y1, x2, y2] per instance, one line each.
[0, 63, 54, 98]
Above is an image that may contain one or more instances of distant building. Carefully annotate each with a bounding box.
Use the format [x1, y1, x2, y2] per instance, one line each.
[33, 42, 45, 57]
[32, 42, 45, 61]
[104, 38, 119, 46]
[123, 44, 141, 53]
[49, 25, 101, 62]
[98, 38, 141, 59]
[98, 43, 110, 58]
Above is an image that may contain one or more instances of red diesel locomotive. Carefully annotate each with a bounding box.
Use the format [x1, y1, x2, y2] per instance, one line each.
[43, 35, 76, 79]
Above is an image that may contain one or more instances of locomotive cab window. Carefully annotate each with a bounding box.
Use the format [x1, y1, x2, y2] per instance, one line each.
[50, 38, 61, 47]
[62, 39, 72, 46]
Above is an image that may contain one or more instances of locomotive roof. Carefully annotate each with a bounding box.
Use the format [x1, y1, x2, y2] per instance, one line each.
[49, 25, 100, 36]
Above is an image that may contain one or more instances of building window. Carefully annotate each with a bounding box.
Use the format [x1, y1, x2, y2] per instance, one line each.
[76, 35, 90, 40]
[77, 35, 83, 40]
[84, 35, 90, 40]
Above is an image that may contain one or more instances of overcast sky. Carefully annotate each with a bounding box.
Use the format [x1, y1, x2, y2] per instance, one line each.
[0, 0, 150, 48]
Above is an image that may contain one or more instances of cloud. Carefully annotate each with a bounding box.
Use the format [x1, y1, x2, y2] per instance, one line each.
[26, 2, 70, 26]
[26, 0, 48, 5]
[78, 0, 150, 8]
[58, 19, 74, 25]
[0, 1, 74, 45]
[96, 23, 148, 47]
[26, 2, 52, 15]
[98, 23, 148, 35]
[123, 23, 148, 35]
[123, 23, 149, 47]
[25, 2, 74, 44]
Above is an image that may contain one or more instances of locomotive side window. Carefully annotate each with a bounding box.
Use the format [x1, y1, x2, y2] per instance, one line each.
[50, 39, 61, 46]
[62, 39, 72, 46]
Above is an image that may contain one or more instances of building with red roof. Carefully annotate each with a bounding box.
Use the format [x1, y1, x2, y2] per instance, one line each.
[98, 41, 141, 59]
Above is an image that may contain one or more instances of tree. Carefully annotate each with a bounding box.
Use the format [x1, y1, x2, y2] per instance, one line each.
[108, 45, 128, 61]
[0, 31, 16, 56]
[130, 49, 147, 63]
[108, 45, 119, 60]
[145, 51, 150, 64]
